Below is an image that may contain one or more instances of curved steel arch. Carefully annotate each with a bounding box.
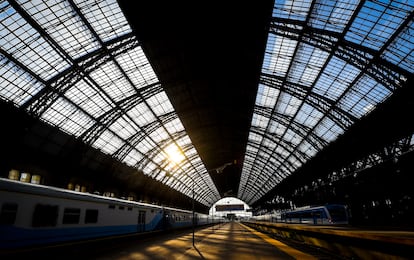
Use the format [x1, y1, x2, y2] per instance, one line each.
[25, 33, 140, 116]
[248, 127, 310, 169]
[1, 0, 222, 207]
[112, 111, 179, 162]
[269, 15, 412, 93]
[254, 105, 328, 150]
[259, 73, 357, 130]
[239, 0, 414, 204]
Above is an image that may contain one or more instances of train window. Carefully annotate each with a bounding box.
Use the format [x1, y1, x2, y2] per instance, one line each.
[108, 204, 115, 209]
[85, 209, 98, 224]
[127, 207, 133, 211]
[0, 203, 18, 225]
[326, 205, 348, 222]
[63, 208, 81, 224]
[32, 204, 58, 227]
[119, 206, 125, 210]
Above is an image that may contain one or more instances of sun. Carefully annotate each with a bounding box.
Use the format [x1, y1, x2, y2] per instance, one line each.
[165, 144, 185, 165]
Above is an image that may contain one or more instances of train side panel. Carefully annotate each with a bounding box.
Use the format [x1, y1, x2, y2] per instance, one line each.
[0, 187, 165, 249]
[0, 179, 192, 249]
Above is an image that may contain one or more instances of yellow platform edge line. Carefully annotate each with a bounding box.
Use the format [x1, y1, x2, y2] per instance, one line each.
[240, 223, 318, 260]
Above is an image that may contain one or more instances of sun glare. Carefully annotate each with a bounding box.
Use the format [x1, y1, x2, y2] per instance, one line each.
[165, 144, 185, 165]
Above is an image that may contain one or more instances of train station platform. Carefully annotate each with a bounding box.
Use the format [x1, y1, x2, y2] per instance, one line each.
[87, 222, 331, 259]
[5, 221, 412, 259]
[2, 221, 337, 259]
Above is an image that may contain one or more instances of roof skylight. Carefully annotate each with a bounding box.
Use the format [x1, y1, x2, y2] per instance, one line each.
[0, 0, 220, 206]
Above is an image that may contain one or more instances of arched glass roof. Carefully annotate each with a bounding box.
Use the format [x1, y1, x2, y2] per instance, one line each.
[1, 0, 412, 208]
[238, 0, 413, 204]
[0, 0, 220, 206]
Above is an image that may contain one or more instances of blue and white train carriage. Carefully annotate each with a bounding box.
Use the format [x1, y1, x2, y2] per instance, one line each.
[0, 177, 218, 249]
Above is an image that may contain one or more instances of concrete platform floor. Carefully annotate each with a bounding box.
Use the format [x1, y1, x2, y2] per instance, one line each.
[94, 222, 318, 259]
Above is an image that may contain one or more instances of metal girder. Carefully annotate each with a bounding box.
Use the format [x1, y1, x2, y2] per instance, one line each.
[243, 146, 285, 178]
[240, 130, 305, 197]
[250, 2, 413, 206]
[0, 48, 46, 86]
[112, 111, 179, 162]
[79, 82, 162, 146]
[129, 124, 215, 203]
[243, 3, 365, 205]
[7, 0, 139, 119]
[260, 72, 357, 130]
[241, 142, 289, 186]
[143, 126, 185, 163]
[64, 0, 194, 179]
[24, 34, 140, 116]
[248, 126, 310, 168]
[80, 92, 141, 144]
[12, 0, 173, 170]
[254, 105, 328, 150]
[289, 133, 414, 203]
[269, 17, 411, 93]
[338, 136, 414, 181]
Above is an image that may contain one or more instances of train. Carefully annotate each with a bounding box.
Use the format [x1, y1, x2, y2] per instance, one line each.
[251, 204, 350, 225]
[0, 177, 221, 249]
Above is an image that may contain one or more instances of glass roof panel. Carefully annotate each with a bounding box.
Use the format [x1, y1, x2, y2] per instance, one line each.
[143, 161, 157, 176]
[276, 145, 290, 159]
[109, 115, 137, 140]
[284, 128, 303, 146]
[152, 152, 166, 166]
[146, 92, 174, 116]
[256, 84, 280, 108]
[262, 35, 298, 77]
[176, 135, 191, 148]
[115, 47, 158, 88]
[346, 0, 409, 50]
[263, 136, 277, 151]
[73, 0, 131, 42]
[64, 79, 113, 118]
[273, 0, 312, 21]
[269, 118, 287, 136]
[338, 75, 392, 118]
[92, 129, 125, 154]
[164, 117, 185, 134]
[0, 57, 45, 106]
[294, 103, 324, 129]
[297, 140, 318, 158]
[252, 113, 270, 128]
[239, 0, 413, 204]
[149, 126, 170, 145]
[122, 148, 143, 167]
[41, 97, 95, 137]
[136, 135, 157, 155]
[313, 57, 360, 101]
[18, 0, 100, 59]
[127, 102, 156, 127]
[288, 44, 329, 87]
[184, 147, 197, 159]
[309, 0, 359, 32]
[89, 61, 135, 102]
[382, 20, 414, 73]
[275, 92, 302, 117]
[0, 0, 220, 206]
[0, 1, 70, 80]
[314, 116, 344, 142]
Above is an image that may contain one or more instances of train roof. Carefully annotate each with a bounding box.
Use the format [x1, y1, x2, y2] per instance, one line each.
[0, 178, 197, 214]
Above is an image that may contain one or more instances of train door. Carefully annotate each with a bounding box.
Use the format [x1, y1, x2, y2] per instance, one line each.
[138, 210, 146, 232]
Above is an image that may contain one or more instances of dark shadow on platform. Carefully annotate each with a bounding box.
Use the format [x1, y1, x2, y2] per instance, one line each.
[194, 245, 206, 259]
